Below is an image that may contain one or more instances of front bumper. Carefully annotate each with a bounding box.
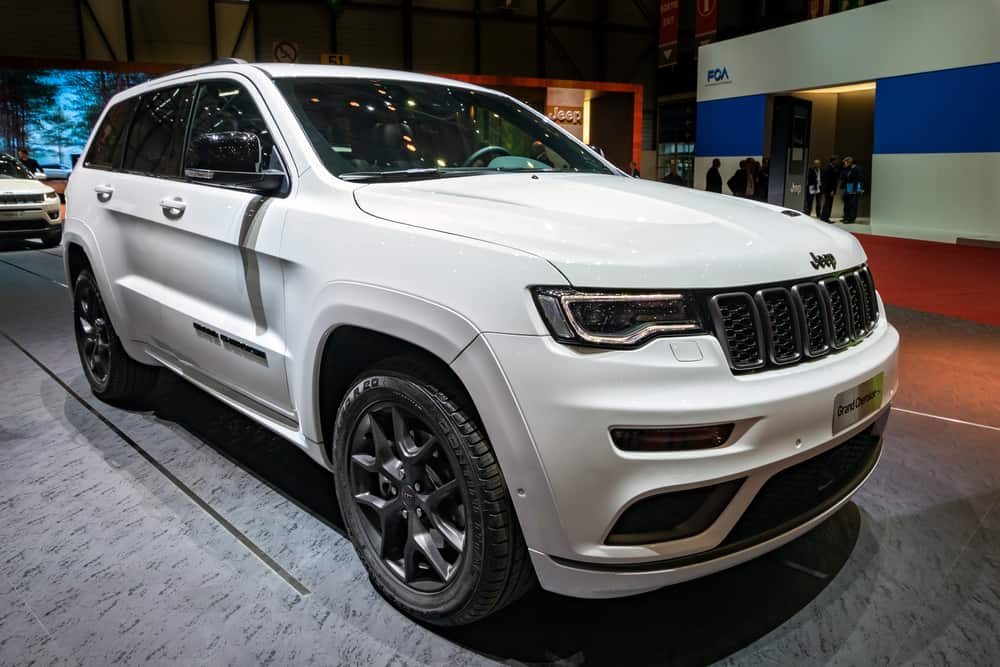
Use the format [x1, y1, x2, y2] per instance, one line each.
[454, 313, 898, 598]
[0, 204, 62, 239]
[530, 409, 886, 598]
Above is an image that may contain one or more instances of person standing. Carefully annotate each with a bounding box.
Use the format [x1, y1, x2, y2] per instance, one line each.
[706, 158, 722, 193]
[629, 161, 641, 178]
[840, 156, 864, 223]
[17, 148, 43, 175]
[805, 159, 823, 216]
[743, 158, 757, 199]
[755, 156, 770, 201]
[820, 156, 839, 222]
[727, 160, 747, 196]
[662, 162, 685, 186]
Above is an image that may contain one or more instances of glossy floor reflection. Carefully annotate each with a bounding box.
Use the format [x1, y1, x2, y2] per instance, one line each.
[1, 244, 998, 666]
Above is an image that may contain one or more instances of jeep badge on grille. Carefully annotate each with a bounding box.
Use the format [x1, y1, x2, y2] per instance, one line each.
[809, 252, 837, 270]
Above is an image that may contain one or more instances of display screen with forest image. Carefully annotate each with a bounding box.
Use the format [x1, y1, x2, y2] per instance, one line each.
[0, 68, 150, 168]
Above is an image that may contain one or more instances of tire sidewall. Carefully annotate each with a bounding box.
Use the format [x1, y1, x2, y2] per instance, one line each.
[332, 371, 486, 621]
[73, 270, 114, 395]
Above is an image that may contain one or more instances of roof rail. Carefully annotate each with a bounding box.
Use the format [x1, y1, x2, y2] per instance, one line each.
[155, 57, 249, 79]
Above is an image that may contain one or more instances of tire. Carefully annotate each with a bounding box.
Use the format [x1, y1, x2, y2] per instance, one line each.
[332, 356, 534, 626]
[73, 269, 159, 406]
[40, 228, 62, 248]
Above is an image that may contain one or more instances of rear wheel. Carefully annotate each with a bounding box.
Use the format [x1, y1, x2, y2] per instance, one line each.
[73, 269, 159, 406]
[332, 356, 534, 625]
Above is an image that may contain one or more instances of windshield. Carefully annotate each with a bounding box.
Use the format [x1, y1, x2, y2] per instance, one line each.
[0, 156, 32, 180]
[275, 77, 613, 179]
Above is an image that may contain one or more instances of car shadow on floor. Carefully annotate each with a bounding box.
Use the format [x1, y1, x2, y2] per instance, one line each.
[0, 239, 48, 252]
[141, 371, 863, 666]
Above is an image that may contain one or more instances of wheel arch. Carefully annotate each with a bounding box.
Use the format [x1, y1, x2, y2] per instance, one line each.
[296, 281, 482, 456]
[316, 325, 479, 463]
[65, 241, 92, 287]
[61, 230, 148, 363]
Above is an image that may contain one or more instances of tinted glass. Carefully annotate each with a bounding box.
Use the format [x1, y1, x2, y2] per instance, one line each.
[122, 85, 195, 176]
[275, 77, 612, 178]
[0, 155, 32, 179]
[84, 98, 137, 170]
[186, 80, 278, 172]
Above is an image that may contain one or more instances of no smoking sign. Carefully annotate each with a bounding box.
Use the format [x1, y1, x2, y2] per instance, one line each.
[272, 41, 299, 63]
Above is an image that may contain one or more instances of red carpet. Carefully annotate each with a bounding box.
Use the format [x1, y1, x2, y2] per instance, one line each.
[856, 234, 1000, 327]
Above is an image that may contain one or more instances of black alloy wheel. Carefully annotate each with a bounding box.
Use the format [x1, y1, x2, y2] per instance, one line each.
[332, 357, 535, 625]
[72, 269, 159, 405]
[347, 402, 467, 591]
[74, 274, 112, 391]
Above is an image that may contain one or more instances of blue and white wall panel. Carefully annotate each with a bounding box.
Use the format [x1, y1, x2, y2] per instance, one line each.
[694, 0, 1000, 242]
[692, 95, 766, 191]
[872, 62, 1000, 242]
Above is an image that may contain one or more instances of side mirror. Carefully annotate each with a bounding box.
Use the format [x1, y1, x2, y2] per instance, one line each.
[184, 131, 285, 194]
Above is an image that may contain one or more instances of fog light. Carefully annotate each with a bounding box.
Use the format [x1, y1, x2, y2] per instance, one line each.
[611, 424, 734, 452]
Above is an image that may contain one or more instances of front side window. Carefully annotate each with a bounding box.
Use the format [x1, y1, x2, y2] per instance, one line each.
[186, 79, 279, 172]
[0, 155, 32, 179]
[275, 77, 612, 179]
[85, 98, 137, 170]
[122, 85, 195, 177]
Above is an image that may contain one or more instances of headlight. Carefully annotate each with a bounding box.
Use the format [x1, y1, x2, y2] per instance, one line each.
[44, 191, 58, 200]
[531, 287, 704, 348]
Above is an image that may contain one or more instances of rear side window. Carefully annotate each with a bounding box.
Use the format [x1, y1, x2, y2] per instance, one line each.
[186, 79, 279, 171]
[122, 85, 195, 177]
[84, 98, 137, 170]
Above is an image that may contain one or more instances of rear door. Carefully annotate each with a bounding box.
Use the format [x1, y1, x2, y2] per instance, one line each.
[68, 94, 168, 345]
[134, 76, 296, 424]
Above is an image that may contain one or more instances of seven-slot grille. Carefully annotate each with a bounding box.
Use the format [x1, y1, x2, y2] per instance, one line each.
[709, 266, 880, 372]
[0, 193, 44, 206]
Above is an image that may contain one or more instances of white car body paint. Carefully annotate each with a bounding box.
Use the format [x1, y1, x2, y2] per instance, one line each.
[64, 63, 899, 599]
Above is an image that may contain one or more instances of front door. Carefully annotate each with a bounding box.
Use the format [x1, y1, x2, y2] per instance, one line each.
[121, 77, 295, 423]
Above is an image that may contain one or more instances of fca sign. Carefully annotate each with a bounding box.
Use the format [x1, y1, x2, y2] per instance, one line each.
[707, 67, 730, 83]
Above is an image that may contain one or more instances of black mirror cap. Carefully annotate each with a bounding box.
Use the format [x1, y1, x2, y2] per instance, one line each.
[186, 130, 287, 195]
[189, 130, 263, 173]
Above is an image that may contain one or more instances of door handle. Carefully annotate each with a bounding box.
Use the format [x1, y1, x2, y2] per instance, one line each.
[94, 184, 114, 202]
[159, 197, 187, 219]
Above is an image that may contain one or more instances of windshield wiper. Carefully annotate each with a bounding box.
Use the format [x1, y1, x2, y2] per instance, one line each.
[339, 168, 443, 182]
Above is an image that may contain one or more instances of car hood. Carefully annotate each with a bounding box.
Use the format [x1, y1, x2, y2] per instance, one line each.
[0, 178, 53, 195]
[353, 172, 866, 288]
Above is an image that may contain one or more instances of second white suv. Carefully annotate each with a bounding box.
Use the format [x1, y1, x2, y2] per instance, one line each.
[65, 60, 899, 625]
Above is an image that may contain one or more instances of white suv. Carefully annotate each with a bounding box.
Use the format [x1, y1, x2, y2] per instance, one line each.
[65, 60, 899, 625]
[0, 153, 63, 247]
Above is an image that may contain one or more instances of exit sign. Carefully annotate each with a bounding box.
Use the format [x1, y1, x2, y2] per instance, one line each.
[321, 53, 351, 65]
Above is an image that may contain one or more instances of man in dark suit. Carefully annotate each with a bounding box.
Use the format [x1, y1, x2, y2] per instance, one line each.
[662, 162, 685, 186]
[804, 159, 823, 216]
[839, 156, 864, 223]
[727, 160, 747, 196]
[706, 158, 722, 193]
[820, 156, 840, 222]
[17, 148, 43, 175]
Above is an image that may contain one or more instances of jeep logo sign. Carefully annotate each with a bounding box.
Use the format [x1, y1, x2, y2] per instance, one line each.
[546, 105, 583, 125]
[707, 66, 730, 85]
[809, 252, 837, 270]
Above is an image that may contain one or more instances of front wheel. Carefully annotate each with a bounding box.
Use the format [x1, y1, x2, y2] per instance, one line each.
[332, 357, 534, 625]
[40, 228, 62, 248]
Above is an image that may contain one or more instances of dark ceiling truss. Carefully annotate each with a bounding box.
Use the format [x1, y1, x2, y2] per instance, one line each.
[70, 0, 655, 84]
[74, 0, 249, 62]
[336, 0, 656, 79]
